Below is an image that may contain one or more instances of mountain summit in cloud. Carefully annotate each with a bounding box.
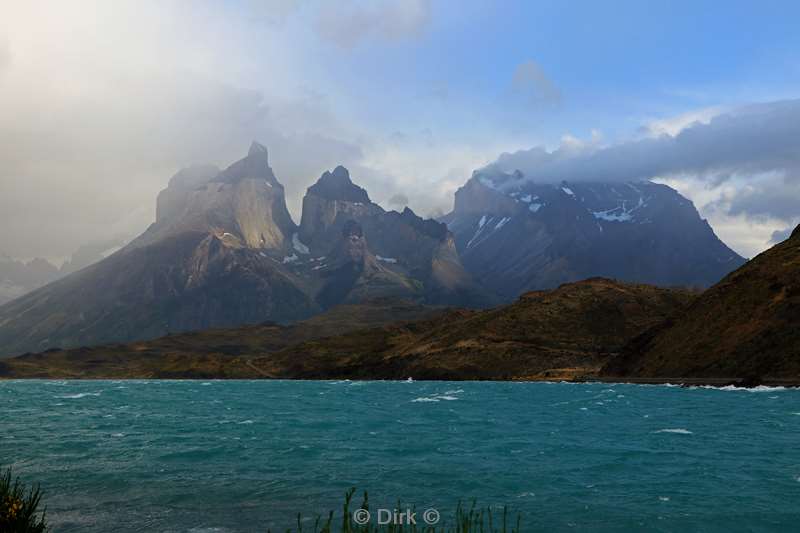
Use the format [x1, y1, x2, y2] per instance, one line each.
[441, 168, 745, 300]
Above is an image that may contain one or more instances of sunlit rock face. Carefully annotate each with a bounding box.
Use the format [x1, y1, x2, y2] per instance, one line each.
[138, 141, 296, 251]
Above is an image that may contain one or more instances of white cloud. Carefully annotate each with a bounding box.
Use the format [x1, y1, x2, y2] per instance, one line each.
[643, 106, 725, 137]
[0, 0, 510, 258]
[0, 1, 368, 257]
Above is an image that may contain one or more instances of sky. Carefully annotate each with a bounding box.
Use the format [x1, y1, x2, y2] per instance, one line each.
[2, 0, 800, 261]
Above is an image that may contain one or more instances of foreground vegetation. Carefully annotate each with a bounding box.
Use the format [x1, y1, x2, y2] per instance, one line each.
[271, 489, 521, 533]
[0, 467, 48, 533]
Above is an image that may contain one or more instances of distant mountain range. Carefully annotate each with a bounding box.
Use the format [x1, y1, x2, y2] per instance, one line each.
[441, 169, 745, 299]
[0, 143, 486, 355]
[6, 225, 798, 383]
[0, 237, 126, 305]
[0, 142, 746, 356]
[0, 255, 60, 305]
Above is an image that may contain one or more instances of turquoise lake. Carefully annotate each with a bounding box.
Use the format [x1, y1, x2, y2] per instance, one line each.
[2, 380, 800, 532]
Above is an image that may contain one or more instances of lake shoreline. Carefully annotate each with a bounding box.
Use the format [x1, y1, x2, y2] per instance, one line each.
[3, 374, 799, 388]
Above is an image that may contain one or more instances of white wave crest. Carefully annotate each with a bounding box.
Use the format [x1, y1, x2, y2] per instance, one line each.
[56, 392, 101, 399]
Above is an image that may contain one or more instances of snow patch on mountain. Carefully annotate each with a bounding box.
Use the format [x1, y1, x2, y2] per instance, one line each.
[292, 233, 310, 254]
[593, 209, 633, 222]
[468, 216, 494, 248]
[591, 196, 647, 223]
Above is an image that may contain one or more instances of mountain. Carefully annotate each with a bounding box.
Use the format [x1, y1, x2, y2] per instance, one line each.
[0, 143, 487, 356]
[293, 165, 492, 309]
[1, 236, 133, 306]
[0, 279, 694, 380]
[441, 170, 745, 300]
[0, 255, 60, 305]
[131, 143, 296, 250]
[601, 225, 800, 383]
[0, 143, 318, 355]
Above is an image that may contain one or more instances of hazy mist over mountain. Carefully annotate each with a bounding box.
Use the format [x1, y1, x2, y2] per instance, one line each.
[2, 0, 800, 262]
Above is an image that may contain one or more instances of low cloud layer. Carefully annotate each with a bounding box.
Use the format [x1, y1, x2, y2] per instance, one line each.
[488, 100, 800, 229]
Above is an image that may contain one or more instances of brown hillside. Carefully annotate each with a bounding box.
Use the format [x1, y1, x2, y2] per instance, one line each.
[0, 279, 694, 380]
[602, 225, 800, 382]
[258, 278, 695, 380]
[0, 299, 439, 379]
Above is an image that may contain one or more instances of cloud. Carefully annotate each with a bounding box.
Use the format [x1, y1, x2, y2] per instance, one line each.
[724, 178, 800, 221]
[770, 226, 794, 244]
[642, 106, 724, 137]
[512, 60, 562, 106]
[0, 37, 9, 73]
[0, 1, 374, 258]
[482, 100, 800, 255]
[387, 193, 409, 207]
[489, 100, 800, 207]
[315, 0, 432, 49]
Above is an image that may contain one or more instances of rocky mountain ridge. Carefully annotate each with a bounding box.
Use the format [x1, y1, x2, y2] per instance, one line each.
[441, 169, 745, 299]
[0, 143, 485, 356]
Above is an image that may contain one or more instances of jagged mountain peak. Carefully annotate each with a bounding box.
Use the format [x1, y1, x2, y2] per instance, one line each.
[307, 166, 370, 203]
[393, 207, 448, 241]
[248, 140, 269, 157]
[133, 143, 296, 251]
[214, 142, 279, 185]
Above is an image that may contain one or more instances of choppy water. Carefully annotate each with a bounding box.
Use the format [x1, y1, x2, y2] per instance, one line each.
[2, 380, 800, 532]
